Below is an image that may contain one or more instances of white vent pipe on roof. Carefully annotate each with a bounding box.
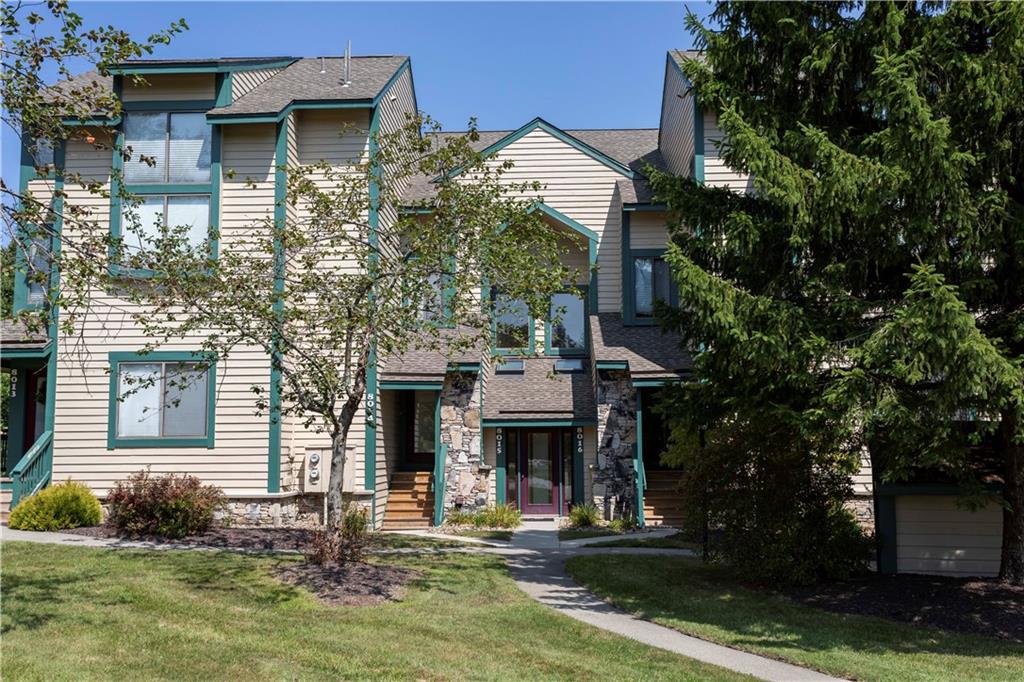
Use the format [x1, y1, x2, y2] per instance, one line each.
[342, 40, 351, 87]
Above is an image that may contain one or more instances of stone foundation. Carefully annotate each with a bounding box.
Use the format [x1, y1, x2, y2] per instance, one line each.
[219, 495, 325, 527]
[845, 495, 876, 534]
[593, 370, 638, 520]
[440, 371, 488, 513]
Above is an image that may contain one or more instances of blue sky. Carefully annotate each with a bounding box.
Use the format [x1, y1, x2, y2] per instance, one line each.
[3, 1, 711, 195]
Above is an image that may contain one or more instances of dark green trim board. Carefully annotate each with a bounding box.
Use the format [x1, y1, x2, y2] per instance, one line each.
[634, 388, 645, 526]
[482, 419, 597, 428]
[875, 493, 897, 574]
[113, 58, 297, 75]
[121, 99, 216, 112]
[632, 378, 676, 388]
[620, 210, 631, 322]
[596, 360, 628, 371]
[433, 393, 445, 525]
[364, 104, 383, 496]
[623, 203, 667, 212]
[106, 351, 217, 449]
[40, 141, 66, 483]
[379, 381, 444, 391]
[572, 425, 585, 506]
[448, 118, 635, 180]
[267, 117, 288, 492]
[495, 427, 506, 506]
[448, 362, 481, 373]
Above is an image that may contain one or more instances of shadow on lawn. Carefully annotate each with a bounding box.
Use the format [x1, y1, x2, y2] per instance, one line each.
[567, 555, 1024, 660]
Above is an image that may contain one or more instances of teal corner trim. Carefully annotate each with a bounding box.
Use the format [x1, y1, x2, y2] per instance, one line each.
[448, 118, 635, 180]
[40, 140, 66, 491]
[106, 351, 217, 449]
[527, 202, 599, 242]
[495, 426, 506, 506]
[634, 388, 646, 526]
[267, 117, 288, 492]
[363, 104, 383, 494]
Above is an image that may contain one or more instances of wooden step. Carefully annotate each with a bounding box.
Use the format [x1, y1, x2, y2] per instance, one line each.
[381, 519, 432, 530]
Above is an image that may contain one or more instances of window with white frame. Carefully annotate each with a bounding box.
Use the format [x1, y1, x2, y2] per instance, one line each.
[114, 359, 212, 443]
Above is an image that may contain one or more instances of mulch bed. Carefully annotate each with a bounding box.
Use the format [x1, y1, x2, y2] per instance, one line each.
[787, 573, 1024, 642]
[273, 561, 419, 606]
[63, 525, 315, 552]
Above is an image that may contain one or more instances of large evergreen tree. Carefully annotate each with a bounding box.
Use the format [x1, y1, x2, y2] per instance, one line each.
[653, 1, 1024, 582]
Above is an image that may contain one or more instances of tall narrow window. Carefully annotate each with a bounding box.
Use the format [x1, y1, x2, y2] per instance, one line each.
[25, 235, 51, 305]
[412, 390, 436, 454]
[495, 294, 530, 351]
[634, 256, 672, 317]
[549, 292, 586, 353]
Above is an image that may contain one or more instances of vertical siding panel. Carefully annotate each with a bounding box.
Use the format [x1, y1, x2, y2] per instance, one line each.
[122, 74, 216, 101]
[231, 69, 283, 101]
[703, 112, 752, 192]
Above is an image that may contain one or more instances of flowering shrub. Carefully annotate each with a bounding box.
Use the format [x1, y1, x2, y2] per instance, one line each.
[106, 469, 225, 538]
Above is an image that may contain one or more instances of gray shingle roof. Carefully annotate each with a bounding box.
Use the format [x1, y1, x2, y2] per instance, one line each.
[208, 56, 408, 117]
[402, 127, 665, 204]
[1, 319, 50, 350]
[590, 313, 692, 377]
[483, 358, 596, 422]
[380, 327, 485, 381]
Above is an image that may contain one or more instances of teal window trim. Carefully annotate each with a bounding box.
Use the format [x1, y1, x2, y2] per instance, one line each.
[633, 378, 673, 388]
[491, 287, 535, 356]
[623, 246, 678, 326]
[106, 350, 217, 449]
[446, 118, 635, 180]
[109, 99, 221, 278]
[13, 138, 66, 314]
[544, 285, 589, 357]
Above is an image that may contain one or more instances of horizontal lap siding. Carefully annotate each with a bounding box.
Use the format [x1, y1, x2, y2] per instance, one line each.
[659, 64, 695, 177]
[122, 74, 216, 102]
[896, 496, 1002, 577]
[231, 69, 282, 101]
[374, 69, 417, 523]
[629, 211, 669, 249]
[287, 109, 371, 493]
[704, 112, 752, 193]
[487, 128, 624, 313]
[51, 132, 274, 498]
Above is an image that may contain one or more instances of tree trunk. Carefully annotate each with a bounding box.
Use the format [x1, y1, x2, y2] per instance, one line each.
[326, 429, 349, 527]
[999, 410, 1024, 585]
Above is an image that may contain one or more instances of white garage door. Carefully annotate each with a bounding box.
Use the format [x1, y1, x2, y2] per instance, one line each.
[896, 495, 1002, 577]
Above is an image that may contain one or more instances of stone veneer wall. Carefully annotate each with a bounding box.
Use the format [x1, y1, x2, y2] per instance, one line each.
[440, 372, 487, 513]
[593, 370, 638, 519]
[217, 493, 372, 528]
[846, 495, 876, 533]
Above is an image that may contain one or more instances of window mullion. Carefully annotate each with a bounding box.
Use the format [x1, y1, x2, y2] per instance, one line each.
[158, 362, 167, 438]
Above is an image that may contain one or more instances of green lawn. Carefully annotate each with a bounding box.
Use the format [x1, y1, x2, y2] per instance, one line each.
[588, 532, 698, 550]
[2, 543, 746, 681]
[567, 555, 1024, 682]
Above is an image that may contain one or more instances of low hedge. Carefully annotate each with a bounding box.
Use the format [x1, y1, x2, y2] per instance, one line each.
[8, 480, 103, 531]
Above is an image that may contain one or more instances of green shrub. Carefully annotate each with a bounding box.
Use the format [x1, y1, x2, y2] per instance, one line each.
[106, 469, 225, 539]
[8, 480, 102, 531]
[475, 504, 521, 529]
[568, 503, 600, 528]
[444, 504, 521, 529]
[608, 514, 639, 533]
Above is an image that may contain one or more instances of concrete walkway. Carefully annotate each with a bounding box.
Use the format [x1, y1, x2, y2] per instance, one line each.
[3, 523, 843, 681]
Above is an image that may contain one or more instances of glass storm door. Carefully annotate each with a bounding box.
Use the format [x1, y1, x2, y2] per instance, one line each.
[519, 430, 560, 514]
